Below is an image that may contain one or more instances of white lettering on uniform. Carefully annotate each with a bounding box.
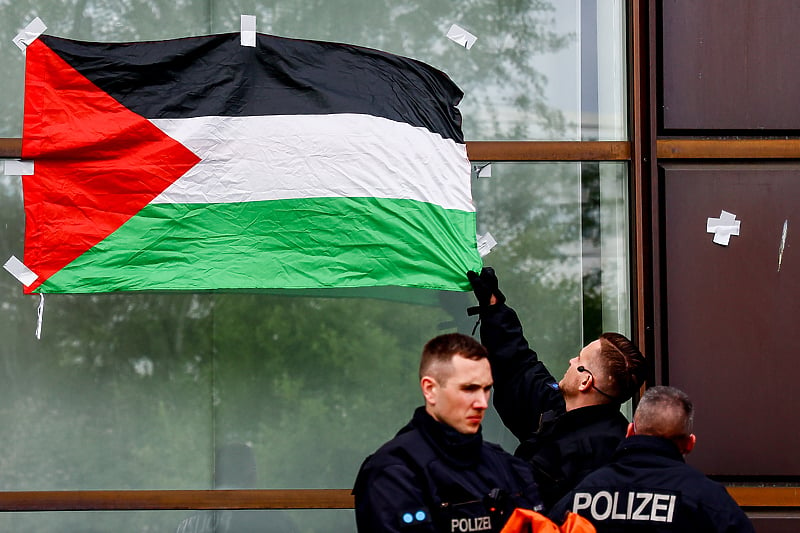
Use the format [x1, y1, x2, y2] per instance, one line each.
[450, 516, 492, 532]
[632, 492, 652, 520]
[573, 493, 592, 512]
[651, 494, 672, 522]
[572, 491, 677, 523]
[611, 492, 626, 520]
[591, 491, 613, 520]
[667, 493, 676, 522]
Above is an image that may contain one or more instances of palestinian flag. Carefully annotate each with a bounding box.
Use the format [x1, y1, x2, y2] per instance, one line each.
[21, 32, 481, 294]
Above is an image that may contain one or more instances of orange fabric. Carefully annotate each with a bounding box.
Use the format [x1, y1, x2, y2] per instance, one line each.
[499, 508, 596, 533]
[499, 508, 560, 533]
[559, 511, 596, 533]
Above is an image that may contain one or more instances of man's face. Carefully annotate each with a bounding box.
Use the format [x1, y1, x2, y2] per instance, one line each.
[424, 355, 493, 434]
[559, 339, 603, 397]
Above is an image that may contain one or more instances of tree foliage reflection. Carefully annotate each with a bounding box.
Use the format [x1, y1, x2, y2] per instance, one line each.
[0, 3, 625, 533]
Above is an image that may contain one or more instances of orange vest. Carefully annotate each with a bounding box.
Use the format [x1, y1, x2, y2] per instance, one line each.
[499, 508, 596, 533]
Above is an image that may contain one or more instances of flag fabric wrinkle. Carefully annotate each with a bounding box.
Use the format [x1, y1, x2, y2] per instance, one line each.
[21, 32, 481, 294]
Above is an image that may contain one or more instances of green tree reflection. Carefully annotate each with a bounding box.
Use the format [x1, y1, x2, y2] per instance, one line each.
[0, 3, 615, 533]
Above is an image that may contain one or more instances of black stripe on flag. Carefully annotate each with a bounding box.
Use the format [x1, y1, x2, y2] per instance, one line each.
[39, 33, 464, 143]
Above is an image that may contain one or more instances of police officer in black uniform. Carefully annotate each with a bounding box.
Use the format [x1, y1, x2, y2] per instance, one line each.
[353, 333, 543, 533]
[467, 267, 647, 510]
[549, 386, 755, 532]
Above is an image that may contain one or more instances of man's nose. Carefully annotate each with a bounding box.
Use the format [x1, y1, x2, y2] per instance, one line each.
[474, 392, 489, 409]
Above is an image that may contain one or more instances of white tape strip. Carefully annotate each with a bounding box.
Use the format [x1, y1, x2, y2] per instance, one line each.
[447, 24, 477, 49]
[778, 219, 788, 272]
[4, 256, 38, 286]
[471, 163, 492, 179]
[3, 160, 34, 176]
[241, 15, 256, 47]
[35, 293, 45, 340]
[706, 210, 740, 246]
[477, 232, 497, 257]
[13, 17, 47, 51]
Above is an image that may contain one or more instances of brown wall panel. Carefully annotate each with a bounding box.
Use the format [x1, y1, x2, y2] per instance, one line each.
[661, 163, 800, 475]
[661, 0, 800, 130]
[748, 513, 800, 533]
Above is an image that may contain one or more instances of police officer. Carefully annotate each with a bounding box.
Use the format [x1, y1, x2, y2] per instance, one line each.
[468, 267, 647, 510]
[353, 333, 544, 533]
[549, 386, 754, 532]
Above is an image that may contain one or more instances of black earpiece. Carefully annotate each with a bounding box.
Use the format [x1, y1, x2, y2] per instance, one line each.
[576, 365, 617, 401]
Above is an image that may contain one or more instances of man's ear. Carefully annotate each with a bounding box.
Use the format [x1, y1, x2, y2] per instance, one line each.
[681, 434, 697, 455]
[421, 376, 437, 404]
[578, 372, 593, 393]
[625, 422, 636, 438]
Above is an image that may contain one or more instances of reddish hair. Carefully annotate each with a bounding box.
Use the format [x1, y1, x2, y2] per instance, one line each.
[598, 332, 646, 402]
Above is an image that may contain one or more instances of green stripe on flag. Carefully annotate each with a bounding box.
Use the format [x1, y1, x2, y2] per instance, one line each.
[36, 197, 482, 293]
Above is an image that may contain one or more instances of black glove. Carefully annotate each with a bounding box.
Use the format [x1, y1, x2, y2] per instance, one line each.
[467, 267, 506, 315]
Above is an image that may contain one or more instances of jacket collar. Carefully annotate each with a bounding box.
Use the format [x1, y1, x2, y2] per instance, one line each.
[404, 406, 484, 467]
[542, 402, 624, 433]
[614, 435, 686, 462]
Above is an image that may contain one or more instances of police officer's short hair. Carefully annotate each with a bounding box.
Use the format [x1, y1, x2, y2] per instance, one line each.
[598, 332, 647, 403]
[635, 385, 694, 439]
[419, 333, 488, 381]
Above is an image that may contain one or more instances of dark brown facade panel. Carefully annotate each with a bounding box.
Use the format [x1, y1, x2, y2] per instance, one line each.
[661, 0, 800, 131]
[747, 512, 800, 533]
[660, 163, 800, 476]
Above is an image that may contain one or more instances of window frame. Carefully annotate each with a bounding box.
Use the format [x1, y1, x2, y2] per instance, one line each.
[3, 0, 799, 516]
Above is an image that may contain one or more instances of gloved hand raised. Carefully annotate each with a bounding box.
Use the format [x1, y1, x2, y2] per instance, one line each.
[467, 267, 506, 310]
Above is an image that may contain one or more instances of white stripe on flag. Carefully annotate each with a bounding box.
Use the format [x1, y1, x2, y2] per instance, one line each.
[150, 114, 473, 212]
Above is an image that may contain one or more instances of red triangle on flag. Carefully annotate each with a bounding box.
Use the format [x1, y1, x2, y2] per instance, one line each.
[21, 39, 200, 293]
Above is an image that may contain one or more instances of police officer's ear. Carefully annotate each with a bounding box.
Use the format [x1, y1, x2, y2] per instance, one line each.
[578, 370, 593, 393]
[626, 422, 636, 438]
[421, 376, 438, 405]
[678, 434, 696, 456]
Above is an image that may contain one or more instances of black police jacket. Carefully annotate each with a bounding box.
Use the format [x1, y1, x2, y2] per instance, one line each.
[352, 407, 543, 533]
[476, 303, 629, 509]
[548, 435, 755, 532]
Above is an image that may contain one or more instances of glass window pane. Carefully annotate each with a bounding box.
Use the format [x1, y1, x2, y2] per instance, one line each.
[210, 0, 627, 140]
[473, 162, 632, 438]
[472, 162, 630, 357]
[0, 1, 626, 141]
[0, 161, 629, 488]
[0, 0, 631, 503]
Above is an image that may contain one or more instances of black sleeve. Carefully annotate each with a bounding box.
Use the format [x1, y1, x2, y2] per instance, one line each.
[477, 303, 565, 441]
[546, 491, 574, 525]
[706, 487, 756, 533]
[353, 462, 436, 533]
